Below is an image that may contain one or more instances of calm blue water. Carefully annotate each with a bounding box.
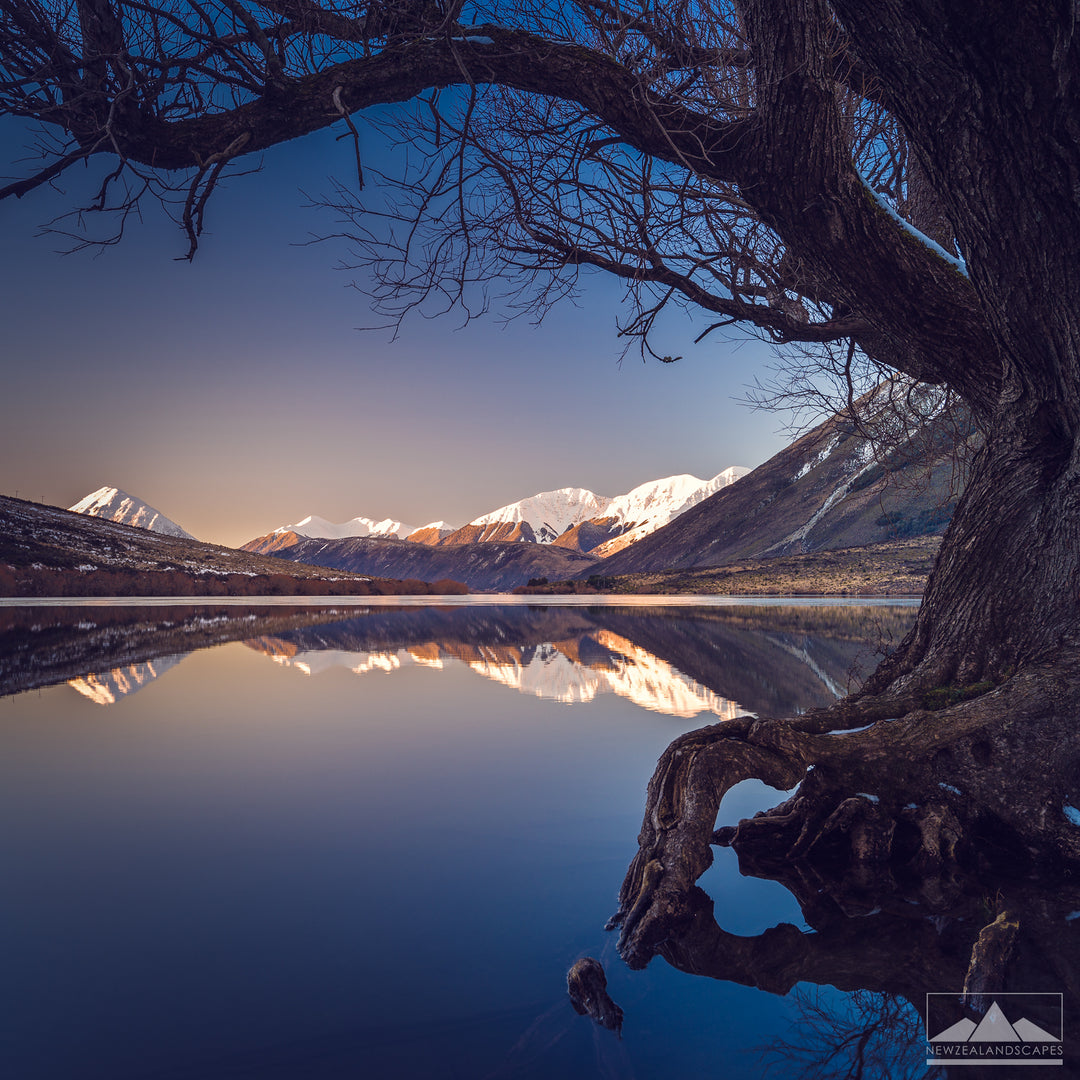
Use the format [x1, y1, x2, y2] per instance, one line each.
[0, 600, 922, 1079]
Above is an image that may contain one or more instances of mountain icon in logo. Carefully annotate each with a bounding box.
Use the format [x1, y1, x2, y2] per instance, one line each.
[930, 1000, 1060, 1044]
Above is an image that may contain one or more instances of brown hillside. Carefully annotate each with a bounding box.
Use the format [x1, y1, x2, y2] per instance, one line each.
[588, 409, 968, 578]
[549, 516, 634, 554]
[436, 520, 537, 545]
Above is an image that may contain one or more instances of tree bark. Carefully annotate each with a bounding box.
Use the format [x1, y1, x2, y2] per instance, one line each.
[867, 410, 1080, 692]
[813, 0, 1080, 690]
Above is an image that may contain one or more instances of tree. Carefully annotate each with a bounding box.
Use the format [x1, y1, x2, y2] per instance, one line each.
[5, 0, 1080, 980]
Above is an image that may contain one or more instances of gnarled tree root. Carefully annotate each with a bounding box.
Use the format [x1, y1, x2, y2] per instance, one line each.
[609, 655, 1080, 971]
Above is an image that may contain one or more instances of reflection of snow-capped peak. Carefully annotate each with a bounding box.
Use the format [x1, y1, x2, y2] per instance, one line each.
[255, 633, 746, 720]
[406, 644, 444, 668]
[69, 654, 188, 705]
[270, 649, 402, 676]
[597, 630, 746, 719]
[468, 643, 603, 704]
[465, 634, 746, 717]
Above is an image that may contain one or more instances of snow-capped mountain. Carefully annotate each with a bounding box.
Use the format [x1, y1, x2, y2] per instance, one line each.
[405, 521, 457, 543]
[260, 466, 749, 561]
[69, 486, 195, 539]
[464, 486, 614, 543]
[592, 404, 972, 578]
[273, 514, 421, 541]
[433, 469, 748, 551]
[607, 467, 748, 526]
[584, 467, 750, 557]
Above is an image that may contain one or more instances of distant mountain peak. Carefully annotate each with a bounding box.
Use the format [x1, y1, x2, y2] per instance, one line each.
[466, 486, 614, 544]
[69, 486, 195, 540]
[272, 514, 423, 541]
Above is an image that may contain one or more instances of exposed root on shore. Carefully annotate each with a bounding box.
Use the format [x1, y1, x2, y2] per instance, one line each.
[608, 653, 1080, 982]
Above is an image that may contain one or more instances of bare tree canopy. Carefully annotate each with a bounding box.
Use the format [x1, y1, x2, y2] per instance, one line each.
[4, 0, 1070, 676]
[2, 0, 993, 388]
[8, 0, 1080, 996]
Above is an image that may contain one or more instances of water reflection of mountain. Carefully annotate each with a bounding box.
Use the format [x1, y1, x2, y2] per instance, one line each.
[68, 654, 188, 705]
[241, 604, 918, 719]
[0, 604, 358, 697]
[2, 603, 917, 717]
[250, 630, 747, 720]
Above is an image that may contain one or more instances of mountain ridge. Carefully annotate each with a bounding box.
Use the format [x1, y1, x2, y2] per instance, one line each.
[243, 406, 965, 591]
[265, 468, 749, 554]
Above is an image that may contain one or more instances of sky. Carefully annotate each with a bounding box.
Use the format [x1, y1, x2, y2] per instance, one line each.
[1, 114, 789, 548]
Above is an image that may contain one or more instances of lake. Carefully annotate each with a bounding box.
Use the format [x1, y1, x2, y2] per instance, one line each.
[0, 596, 1004, 1078]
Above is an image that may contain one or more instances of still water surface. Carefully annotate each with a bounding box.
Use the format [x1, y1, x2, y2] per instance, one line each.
[0, 599, 920, 1079]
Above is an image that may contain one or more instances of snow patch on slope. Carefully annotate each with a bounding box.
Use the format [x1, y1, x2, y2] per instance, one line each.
[792, 437, 840, 482]
[770, 444, 879, 553]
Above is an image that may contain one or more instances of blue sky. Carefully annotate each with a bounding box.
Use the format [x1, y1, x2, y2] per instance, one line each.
[1, 116, 788, 547]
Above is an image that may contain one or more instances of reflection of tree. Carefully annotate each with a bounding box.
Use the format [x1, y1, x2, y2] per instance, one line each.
[759, 989, 942, 1080]
[610, 761, 1080, 1076]
[610, 662, 1080, 1065]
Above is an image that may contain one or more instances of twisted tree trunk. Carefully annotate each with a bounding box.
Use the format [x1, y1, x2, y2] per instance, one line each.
[868, 412, 1080, 692]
